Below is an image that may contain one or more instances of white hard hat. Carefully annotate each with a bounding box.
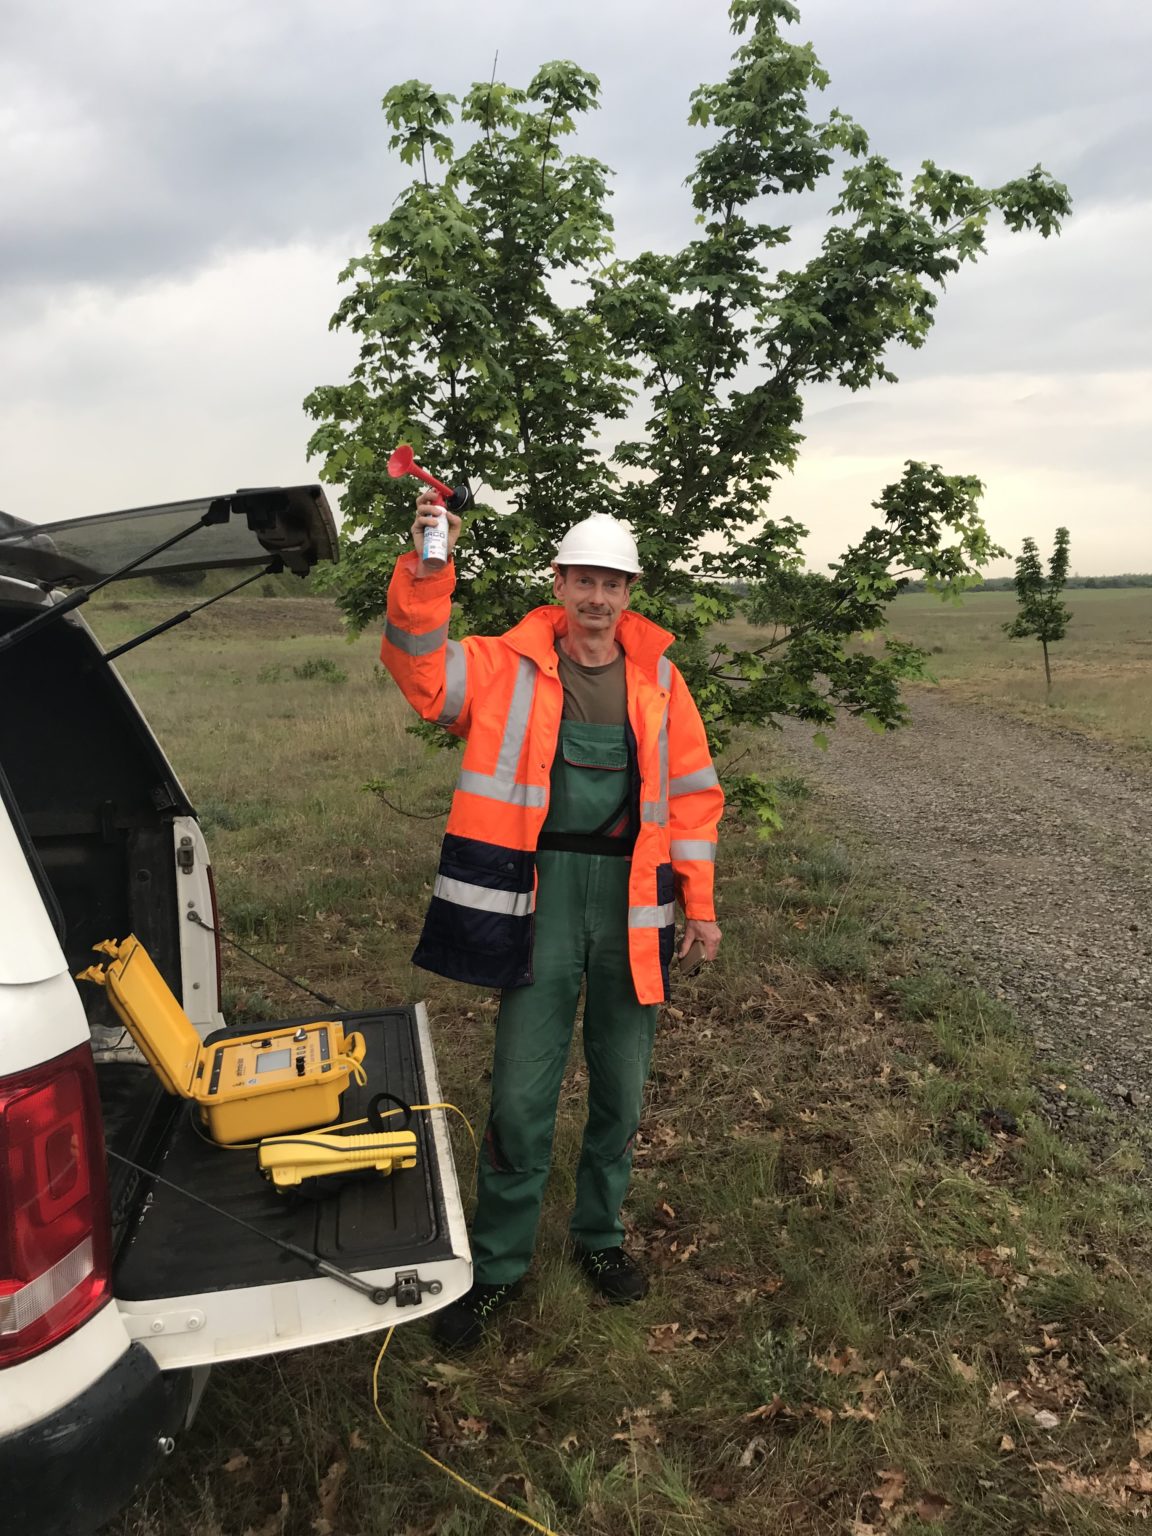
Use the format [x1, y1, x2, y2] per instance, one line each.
[553, 514, 640, 575]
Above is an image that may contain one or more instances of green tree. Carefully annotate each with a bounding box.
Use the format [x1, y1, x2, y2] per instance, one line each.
[1004, 527, 1072, 696]
[305, 0, 1069, 819]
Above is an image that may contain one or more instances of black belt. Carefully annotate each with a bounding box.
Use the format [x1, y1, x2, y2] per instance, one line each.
[537, 832, 634, 857]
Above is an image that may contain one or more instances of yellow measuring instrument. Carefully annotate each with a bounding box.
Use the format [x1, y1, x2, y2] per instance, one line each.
[78, 935, 366, 1145]
[257, 1128, 418, 1189]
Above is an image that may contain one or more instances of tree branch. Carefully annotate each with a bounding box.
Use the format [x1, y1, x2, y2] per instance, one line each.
[539, 102, 558, 198]
[484, 50, 499, 157]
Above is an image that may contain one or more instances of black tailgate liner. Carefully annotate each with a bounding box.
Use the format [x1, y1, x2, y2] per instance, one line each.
[114, 1006, 455, 1301]
[97, 1061, 177, 1257]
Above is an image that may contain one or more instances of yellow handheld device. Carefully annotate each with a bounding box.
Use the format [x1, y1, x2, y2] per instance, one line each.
[78, 935, 366, 1145]
[257, 1129, 419, 1189]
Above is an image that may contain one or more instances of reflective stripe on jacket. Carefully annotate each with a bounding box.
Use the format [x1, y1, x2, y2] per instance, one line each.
[381, 552, 723, 1004]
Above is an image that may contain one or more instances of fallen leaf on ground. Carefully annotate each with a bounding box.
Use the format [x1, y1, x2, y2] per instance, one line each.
[429, 1361, 472, 1384]
[814, 1346, 863, 1376]
[915, 1492, 952, 1522]
[646, 1322, 681, 1352]
[873, 1468, 907, 1510]
[243, 1491, 289, 1536]
[313, 1455, 346, 1534]
[223, 1453, 250, 1473]
[949, 1353, 977, 1384]
[488, 1472, 533, 1505]
[613, 1413, 662, 1446]
[743, 1395, 785, 1423]
[738, 1435, 769, 1468]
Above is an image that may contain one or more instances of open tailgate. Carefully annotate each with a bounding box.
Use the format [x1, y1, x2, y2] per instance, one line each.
[104, 1004, 471, 1368]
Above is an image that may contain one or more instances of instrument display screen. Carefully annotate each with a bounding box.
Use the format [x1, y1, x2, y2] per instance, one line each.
[256, 1047, 293, 1075]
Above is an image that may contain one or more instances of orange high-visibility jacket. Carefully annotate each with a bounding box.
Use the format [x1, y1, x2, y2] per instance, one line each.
[381, 553, 723, 1005]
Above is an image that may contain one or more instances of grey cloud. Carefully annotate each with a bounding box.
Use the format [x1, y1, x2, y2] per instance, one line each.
[1, 0, 1148, 575]
[4, 0, 1143, 296]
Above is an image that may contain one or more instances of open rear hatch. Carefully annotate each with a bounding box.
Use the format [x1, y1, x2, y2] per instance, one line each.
[0, 486, 339, 587]
[103, 1004, 469, 1368]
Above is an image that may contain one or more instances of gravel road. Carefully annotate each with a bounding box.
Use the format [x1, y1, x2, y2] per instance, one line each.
[778, 692, 1152, 1114]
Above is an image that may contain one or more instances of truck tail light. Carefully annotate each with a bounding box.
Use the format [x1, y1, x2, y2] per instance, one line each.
[0, 1043, 111, 1366]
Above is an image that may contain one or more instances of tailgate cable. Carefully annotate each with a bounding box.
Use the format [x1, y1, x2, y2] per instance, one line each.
[186, 908, 347, 1012]
[105, 1146, 397, 1304]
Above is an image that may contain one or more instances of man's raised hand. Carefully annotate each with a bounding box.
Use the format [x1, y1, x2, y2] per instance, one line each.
[412, 490, 463, 572]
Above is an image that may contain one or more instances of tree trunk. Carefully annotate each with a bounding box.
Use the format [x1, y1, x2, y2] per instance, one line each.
[1042, 638, 1052, 700]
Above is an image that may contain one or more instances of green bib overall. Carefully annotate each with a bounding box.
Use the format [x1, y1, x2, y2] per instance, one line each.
[470, 721, 660, 1285]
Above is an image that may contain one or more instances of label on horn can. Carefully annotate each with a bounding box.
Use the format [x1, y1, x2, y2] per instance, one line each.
[422, 511, 449, 569]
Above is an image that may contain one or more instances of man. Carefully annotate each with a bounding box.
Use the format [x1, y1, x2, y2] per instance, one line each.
[381, 492, 723, 1349]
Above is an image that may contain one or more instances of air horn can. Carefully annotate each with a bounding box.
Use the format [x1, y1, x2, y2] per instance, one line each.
[386, 446, 473, 572]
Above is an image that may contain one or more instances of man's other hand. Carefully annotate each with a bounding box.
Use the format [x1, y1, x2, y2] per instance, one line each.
[680, 919, 721, 965]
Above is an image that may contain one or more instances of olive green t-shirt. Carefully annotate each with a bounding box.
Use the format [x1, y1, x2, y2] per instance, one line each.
[555, 642, 628, 725]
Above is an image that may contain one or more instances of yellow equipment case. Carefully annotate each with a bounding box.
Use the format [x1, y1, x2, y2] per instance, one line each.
[78, 935, 366, 1145]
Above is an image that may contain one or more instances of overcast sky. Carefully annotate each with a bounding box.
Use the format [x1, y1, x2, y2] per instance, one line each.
[1, 0, 1149, 576]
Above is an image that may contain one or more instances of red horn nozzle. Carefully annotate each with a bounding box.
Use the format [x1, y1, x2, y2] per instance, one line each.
[387, 444, 453, 502]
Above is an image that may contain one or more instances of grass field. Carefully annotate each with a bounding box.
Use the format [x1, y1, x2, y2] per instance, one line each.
[85, 590, 1152, 1536]
[877, 588, 1151, 752]
[717, 586, 1152, 754]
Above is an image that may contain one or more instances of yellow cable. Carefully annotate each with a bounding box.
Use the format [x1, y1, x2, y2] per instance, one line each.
[371, 1328, 563, 1536]
[189, 1099, 475, 1155]
[336, 1052, 369, 1088]
[413, 1101, 478, 1156]
[196, 1098, 533, 1529]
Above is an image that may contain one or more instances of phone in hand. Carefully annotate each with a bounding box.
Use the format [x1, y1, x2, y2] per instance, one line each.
[675, 936, 706, 977]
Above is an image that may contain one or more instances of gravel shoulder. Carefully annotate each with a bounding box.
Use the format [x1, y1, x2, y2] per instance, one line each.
[778, 690, 1152, 1115]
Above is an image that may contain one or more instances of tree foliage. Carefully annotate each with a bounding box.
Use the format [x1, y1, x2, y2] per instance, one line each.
[1003, 527, 1072, 694]
[305, 0, 1070, 809]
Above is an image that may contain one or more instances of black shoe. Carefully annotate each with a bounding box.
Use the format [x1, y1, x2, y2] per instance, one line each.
[431, 1280, 520, 1351]
[573, 1244, 649, 1303]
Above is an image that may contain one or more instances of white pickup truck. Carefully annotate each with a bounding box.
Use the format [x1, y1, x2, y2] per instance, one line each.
[0, 489, 470, 1535]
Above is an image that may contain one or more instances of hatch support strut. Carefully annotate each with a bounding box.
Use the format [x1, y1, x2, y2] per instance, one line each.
[101, 558, 284, 664]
